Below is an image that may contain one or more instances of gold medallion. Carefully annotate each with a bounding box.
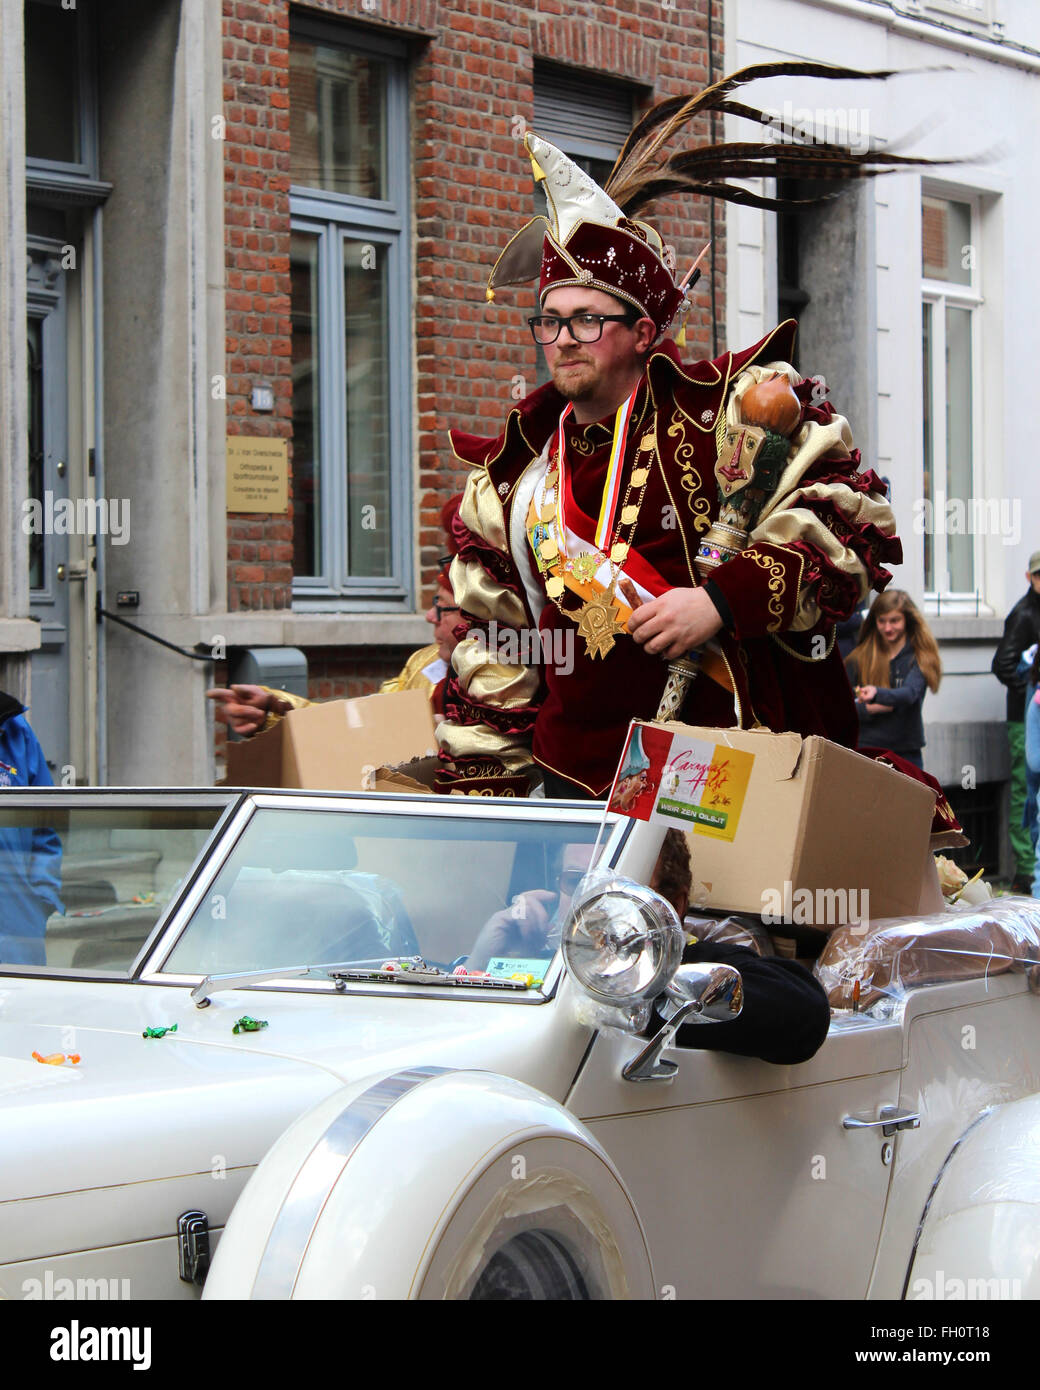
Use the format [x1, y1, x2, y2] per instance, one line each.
[620, 504, 639, 526]
[629, 467, 649, 488]
[610, 541, 629, 563]
[571, 551, 599, 585]
[538, 499, 556, 523]
[545, 575, 566, 599]
[639, 432, 656, 451]
[539, 536, 559, 562]
[576, 586, 627, 660]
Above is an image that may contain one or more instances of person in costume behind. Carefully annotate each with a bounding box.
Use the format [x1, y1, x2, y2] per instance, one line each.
[0, 691, 64, 965]
[435, 63, 939, 802]
[376, 561, 464, 719]
[845, 590, 941, 771]
[208, 498, 467, 733]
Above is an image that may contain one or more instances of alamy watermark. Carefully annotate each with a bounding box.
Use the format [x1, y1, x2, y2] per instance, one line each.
[470, 620, 575, 677]
[22, 492, 130, 546]
[23, 1272, 130, 1300]
[761, 881, 869, 931]
[909, 1270, 1021, 1301]
[763, 100, 871, 156]
[912, 492, 1021, 547]
[50, 1321, 151, 1371]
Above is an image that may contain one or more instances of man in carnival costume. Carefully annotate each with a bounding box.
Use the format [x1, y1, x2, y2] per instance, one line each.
[437, 62, 965, 838]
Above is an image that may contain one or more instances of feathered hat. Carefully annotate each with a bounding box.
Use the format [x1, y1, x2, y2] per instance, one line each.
[487, 62, 942, 341]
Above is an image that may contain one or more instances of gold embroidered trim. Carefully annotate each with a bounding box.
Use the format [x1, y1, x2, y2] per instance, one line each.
[770, 627, 837, 662]
[532, 751, 603, 798]
[666, 407, 711, 533]
[746, 551, 788, 631]
[720, 644, 744, 729]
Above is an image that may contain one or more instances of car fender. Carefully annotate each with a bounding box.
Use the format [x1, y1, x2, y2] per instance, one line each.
[905, 1093, 1040, 1300]
[203, 1065, 655, 1300]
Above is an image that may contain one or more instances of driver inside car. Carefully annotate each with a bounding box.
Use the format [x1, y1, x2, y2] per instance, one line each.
[469, 830, 830, 1065]
[468, 842, 591, 973]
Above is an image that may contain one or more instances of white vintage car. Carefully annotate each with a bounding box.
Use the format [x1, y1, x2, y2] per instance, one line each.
[1, 785, 1038, 1302]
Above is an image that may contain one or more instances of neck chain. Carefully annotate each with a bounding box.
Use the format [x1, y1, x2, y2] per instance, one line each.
[528, 387, 655, 658]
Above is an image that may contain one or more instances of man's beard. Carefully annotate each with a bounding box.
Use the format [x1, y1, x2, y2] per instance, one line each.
[551, 357, 597, 400]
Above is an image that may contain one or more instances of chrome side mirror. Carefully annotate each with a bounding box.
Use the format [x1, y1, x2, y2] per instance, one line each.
[621, 962, 743, 1083]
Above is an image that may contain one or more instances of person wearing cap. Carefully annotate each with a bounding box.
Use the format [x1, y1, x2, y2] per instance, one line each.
[991, 551, 1040, 890]
[435, 114, 903, 800]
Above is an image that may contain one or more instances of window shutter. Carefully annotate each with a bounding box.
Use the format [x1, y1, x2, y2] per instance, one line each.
[532, 64, 635, 163]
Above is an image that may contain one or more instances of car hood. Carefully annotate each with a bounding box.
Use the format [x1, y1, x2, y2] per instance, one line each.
[0, 975, 585, 1262]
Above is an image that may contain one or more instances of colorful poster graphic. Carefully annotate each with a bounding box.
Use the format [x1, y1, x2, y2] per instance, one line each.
[608, 723, 755, 841]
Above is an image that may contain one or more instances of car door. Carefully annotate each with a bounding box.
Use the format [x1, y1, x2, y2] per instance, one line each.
[566, 1011, 904, 1299]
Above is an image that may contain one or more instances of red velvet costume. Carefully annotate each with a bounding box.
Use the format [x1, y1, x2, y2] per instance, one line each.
[438, 322, 903, 797]
[435, 127, 964, 847]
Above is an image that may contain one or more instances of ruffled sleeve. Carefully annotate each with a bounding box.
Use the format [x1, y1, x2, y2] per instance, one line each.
[709, 364, 901, 637]
[434, 467, 545, 795]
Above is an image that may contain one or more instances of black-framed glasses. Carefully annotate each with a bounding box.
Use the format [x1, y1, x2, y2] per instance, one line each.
[527, 312, 635, 345]
[433, 598, 460, 621]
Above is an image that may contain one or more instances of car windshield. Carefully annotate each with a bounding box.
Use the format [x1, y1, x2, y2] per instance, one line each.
[0, 802, 226, 975]
[161, 807, 605, 982]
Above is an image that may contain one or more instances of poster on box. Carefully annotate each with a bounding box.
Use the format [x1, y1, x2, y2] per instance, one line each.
[607, 722, 755, 840]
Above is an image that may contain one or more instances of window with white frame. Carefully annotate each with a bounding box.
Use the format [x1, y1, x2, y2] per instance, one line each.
[288, 18, 411, 608]
[921, 191, 983, 604]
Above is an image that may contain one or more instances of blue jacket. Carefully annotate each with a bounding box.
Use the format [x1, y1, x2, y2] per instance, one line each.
[1025, 686, 1040, 777]
[0, 694, 63, 965]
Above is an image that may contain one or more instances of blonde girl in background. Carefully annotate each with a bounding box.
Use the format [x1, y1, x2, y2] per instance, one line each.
[845, 590, 942, 770]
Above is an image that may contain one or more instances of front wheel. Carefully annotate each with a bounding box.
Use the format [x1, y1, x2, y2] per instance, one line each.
[204, 1068, 654, 1300]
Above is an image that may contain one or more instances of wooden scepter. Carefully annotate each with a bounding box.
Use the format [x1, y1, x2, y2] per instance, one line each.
[654, 372, 803, 721]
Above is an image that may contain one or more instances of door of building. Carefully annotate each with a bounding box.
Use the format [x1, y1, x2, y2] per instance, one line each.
[26, 241, 71, 780]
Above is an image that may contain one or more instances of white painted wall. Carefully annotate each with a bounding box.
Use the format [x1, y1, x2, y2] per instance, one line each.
[726, 0, 1040, 780]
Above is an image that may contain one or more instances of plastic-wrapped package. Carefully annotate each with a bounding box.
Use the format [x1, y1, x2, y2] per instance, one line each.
[684, 912, 776, 958]
[815, 897, 1040, 1013]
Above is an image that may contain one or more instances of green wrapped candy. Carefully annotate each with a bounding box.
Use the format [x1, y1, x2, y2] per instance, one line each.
[232, 1015, 269, 1034]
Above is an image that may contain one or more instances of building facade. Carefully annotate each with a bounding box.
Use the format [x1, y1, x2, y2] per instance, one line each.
[1, 0, 724, 787]
[725, 0, 1040, 871]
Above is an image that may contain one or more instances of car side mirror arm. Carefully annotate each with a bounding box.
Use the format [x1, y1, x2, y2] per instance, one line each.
[621, 962, 743, 1083]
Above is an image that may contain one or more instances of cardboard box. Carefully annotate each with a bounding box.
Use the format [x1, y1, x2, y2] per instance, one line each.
[369, 756, 441, 794]
[224, 689, 438, 791]
[608, 721, 937, 924]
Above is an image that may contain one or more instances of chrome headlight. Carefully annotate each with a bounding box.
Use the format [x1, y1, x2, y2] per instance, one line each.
[562, 875, 684, 1009]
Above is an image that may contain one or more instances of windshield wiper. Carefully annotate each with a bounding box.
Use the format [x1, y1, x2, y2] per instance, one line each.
[191, 956, 534, 1006]
[192, 962, 350, 1006]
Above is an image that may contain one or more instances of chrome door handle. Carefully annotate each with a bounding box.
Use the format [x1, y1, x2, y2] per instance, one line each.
[843, 1106, 920, 1137]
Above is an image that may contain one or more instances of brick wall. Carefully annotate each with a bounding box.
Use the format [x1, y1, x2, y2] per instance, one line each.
[222, 0, 723, 666]
[224, 0, 293, 611]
